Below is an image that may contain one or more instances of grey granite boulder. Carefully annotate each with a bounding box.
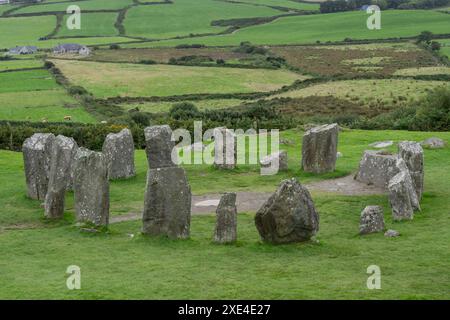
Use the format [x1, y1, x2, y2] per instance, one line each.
[384, 229, 400, 238]
[255, 178, 319, 244]
[22, 133, 55, 200]
[301, 123, 338, 173]
[260, 150, 288, 172]
[214, 127, 237, 170]
[359, 206, 385, 235]
[144, 125, 177, 168]
[354, 150, 399, 188]
[420, 137, 445, 149]
[388, 170, 415, 221]
[73, 148, 109, 226]
[142, 167, 191, 239]
[395, 158, 421, 212]
[214, 193, 237, 244]
[398, 141, 424, 199]
[44, 135, 78, 219]
[102, 128, 136, 180]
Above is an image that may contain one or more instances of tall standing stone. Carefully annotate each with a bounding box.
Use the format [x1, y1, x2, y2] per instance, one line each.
[214, 193, 237, 244]
[354, 150, 399, 188]
[102, 128, 136, 180]
[22, 133, 55, 200]
[144, 125, 177, 168]
[255, 178, 319, 244]
[359, 206, 385, 235]
[301, 123, 338, 173]
[395, 158, 420, 212]
[73, 148, 109, 226]
[214, 127, 237, 170]
[44, 135, 78, 219]
[388, 170, 415, 221]
[142, 167, 191, 239]
[398, 141, 424, 200]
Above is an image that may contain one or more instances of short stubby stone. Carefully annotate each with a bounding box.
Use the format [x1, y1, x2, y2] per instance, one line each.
[354, 150, 399, 188]
[142, 167, 191, 239]
[22, 133, 55, 200]
[73, 148, 109, 227]
[214, 193, 238, 244]
[260, 150, 288, 173]
[388, 171, 415, 221]
[301, 123, 338, 173]
[102, 128, 136, 180]
[214, 127, 237, 170]
[144, 125, 177, 168]
[359, 205, 385, 235]
[420, 137, 445, 149]
[384, 229, 400, 238]
[398, 141, 424, 199]
[255, 178, 319, 244]
[44, 135, 78, 219]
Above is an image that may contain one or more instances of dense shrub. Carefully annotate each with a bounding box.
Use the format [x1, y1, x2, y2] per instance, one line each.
[109, 44, 121, 50]
[169, 102, 201, 120]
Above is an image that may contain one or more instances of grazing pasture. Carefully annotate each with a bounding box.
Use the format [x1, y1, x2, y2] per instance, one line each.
[50, 59, 306, 98]
[13, 0, 134, 14]
[56, 12, 119, 37]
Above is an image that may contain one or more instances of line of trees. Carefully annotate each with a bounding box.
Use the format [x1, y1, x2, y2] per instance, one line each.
[320, 0, 450, 13]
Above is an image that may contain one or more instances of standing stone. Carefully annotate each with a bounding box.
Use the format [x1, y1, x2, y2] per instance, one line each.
[395, 158, 420, 211]
[255, 178, 319, 244]
[388, 170, 415, 221]
[44, 135, 78, 219]
[214, 193, 237, 244]
[22, 133, 55, 200]
[144, 125, 177, 168]
[359, 206, 385, 235]
[73, 148, 109, 227]
[142, 167, 191, 239]
[214, 127, 237, 170]
[354, 150, 399, 188]
[102, 128, 136, 180]
[398, 141, 424, 200]
[301, 123, 338, 173]
[260, 150, 288, 171]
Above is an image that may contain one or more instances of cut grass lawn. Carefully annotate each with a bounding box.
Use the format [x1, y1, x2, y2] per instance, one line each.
[136, 10, 450, 47]
[273, 79, 450, 108]
[50, 59, 306, 98]
[124, 0, 283, 39]
[0, 129, 449, 299]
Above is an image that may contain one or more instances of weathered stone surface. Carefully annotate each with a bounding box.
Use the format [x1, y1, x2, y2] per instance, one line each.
[73, 148, 109, 226]
[260, 150, 288, 172]
[301, 123, 338, 173]
[398, 141, 424, 199]
[359, 205, 385, 235]
[44, 135, 78, 219]
[384, 229, 400, 238]
[388, 171, 415, 221]
[142, 167, 191, 239]
[354, 150, 399, 188]
[102, 128, 136, 180]
[214, 193, 237, 244]
[420, 137, 445, 149]
[395, 158, 421, 212]
[144, 125, 177, 168]
[22, 133, 55, 200]
[214, 127, 237, 170]
[255, 178, 319, 244]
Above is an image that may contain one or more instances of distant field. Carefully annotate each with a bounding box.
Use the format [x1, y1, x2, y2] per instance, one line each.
[0, 69, 59, 94]
[0, 16, 56, 49]
[234, 0, 319, 10]
[394, 66, 450, 76]
[13, 0, 134, 14]
[274, 79, 450, 107]
[131, 10, 450, 47]
[124, 0, 282, 39]
[438, 39, 450, 58]
[0, 59, 43, 72]
[51, 59, 306, 98]
[56, 12, 119, 37]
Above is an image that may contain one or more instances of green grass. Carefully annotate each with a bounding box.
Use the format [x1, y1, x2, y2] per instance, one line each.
[57, 12, 119, 37]
[236, 0, 319, 10]
[438, 38, 450, 58]
[132, 10, 450, 47]
[0, 69, 60, 94]
[0, 90, 96, 123]
[0, 59, 43, 71]
[14, 0, 134, 14]
[0, 129, 449, 298]
[51, 59, 305, 98]
[124, 0, 283, 39]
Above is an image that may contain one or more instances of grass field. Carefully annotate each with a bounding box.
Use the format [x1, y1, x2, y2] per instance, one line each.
[234, 0, 319, 10]
[0, 129, 449, 299]
[438, 38, 450, 58]
[0, 59, 43, 72]
[56, 12, 119, 37]
[50, 59, 306, 98]
[13, 0, 134, 14]
[132, 10, 450, 47]
[393, 66, 450, 76]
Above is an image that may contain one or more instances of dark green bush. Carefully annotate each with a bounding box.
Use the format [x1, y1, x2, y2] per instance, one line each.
[169, 102, 201, 120]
